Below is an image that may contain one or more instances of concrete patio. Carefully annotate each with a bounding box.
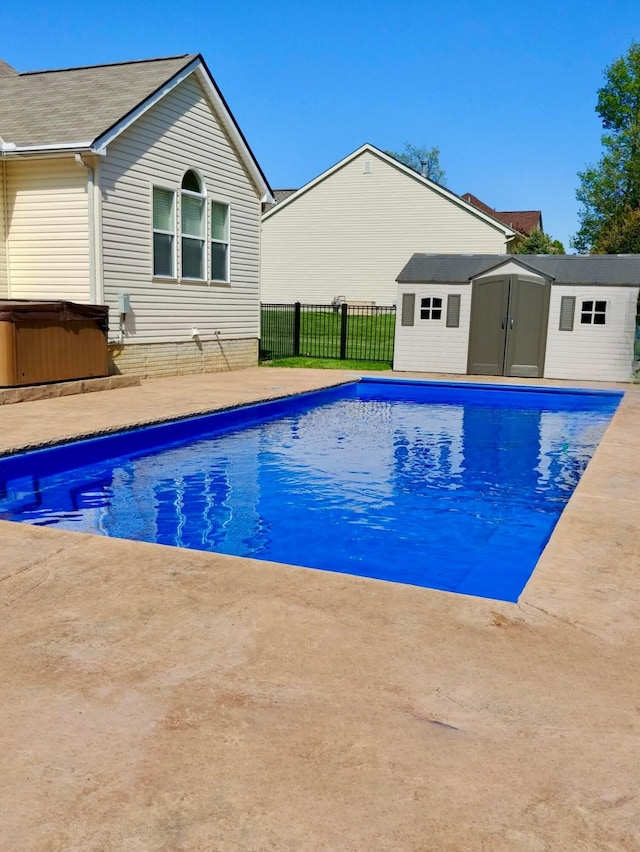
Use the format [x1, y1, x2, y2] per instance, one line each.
[1, 367, 639, 851]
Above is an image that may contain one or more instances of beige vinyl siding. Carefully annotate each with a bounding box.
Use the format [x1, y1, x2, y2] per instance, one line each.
[0, 160, 7, 297]
[261, 151, 508, 306]
[543, 285, 639, 383]
[100, 74, 261, 344]
[393, 283, 471, 373]
[4, 157, 90, 301]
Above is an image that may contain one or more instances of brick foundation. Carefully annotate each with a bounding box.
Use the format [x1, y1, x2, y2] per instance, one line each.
[108, 338, 258, 379]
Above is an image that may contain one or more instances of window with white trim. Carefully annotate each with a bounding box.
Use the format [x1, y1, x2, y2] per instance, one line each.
[420, 297, 442, 320]
[181, 170, 206, 280]
[210, 201, 230, 282]
[580, 299, 607, 325]
[152, 187, 176, 277]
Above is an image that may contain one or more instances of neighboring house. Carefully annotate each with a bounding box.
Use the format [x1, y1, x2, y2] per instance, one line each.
[394, 254, 640, 383]
[0, 54, 273, 378]
[460, 193, 543, 248]
[261, 144, 517, 306]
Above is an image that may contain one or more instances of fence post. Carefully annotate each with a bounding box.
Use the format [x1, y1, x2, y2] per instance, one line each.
[293, 302, 301, 356]
[340, 303, 348, 360]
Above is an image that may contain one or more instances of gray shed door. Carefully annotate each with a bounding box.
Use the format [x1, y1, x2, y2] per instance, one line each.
[467, 275, 550, 378]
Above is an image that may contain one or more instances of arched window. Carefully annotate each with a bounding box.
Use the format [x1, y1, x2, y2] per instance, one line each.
[181, 170, 206, 279]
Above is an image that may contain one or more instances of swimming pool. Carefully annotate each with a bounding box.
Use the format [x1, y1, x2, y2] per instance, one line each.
[0, 378, 622, 602]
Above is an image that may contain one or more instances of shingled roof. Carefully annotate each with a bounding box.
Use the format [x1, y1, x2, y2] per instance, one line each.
[460, 193, 542, 236]
[0, 54, 198, 148]
[397, 254, 640, 285]
[0, 53, 273, 201]
[0, 59, 18, 78]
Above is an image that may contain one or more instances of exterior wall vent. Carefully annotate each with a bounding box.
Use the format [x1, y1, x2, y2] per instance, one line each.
[559, 295, 576, 331]
[401, 293, 415, 326]
[363, 160, 371, 174]
[446, 294, 461, 328]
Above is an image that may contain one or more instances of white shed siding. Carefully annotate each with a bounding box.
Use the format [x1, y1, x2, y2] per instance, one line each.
[100, 74, 261, 344]
[543, 285, 639, 383]
[0, 160, 7, 297]
[393, 283, 471, 373]
[4, 157, 90, 301]
[261, 151, 508, 306]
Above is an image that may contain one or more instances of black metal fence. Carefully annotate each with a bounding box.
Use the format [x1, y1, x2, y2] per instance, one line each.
[260, 302, 396, 363]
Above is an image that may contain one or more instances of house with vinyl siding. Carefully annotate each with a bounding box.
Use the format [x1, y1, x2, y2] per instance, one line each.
[0, 53, 273, 378]
[260, 144, 517, 306]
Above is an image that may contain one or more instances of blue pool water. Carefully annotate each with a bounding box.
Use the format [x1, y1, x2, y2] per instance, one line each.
[0, 378, 622, 602]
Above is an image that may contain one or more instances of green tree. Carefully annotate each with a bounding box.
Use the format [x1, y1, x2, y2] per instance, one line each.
[514, 230, 565, 254]
[592, 205, 640, 253]
[573, 42, 640, 252]
[384, 143, 446, 184]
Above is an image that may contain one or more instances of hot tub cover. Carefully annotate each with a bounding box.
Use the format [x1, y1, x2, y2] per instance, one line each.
[0, 300, 109, 334]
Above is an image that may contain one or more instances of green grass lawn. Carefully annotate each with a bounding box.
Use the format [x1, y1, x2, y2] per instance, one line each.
[260, 306, 395, 363]
[261, 357, 391, 370]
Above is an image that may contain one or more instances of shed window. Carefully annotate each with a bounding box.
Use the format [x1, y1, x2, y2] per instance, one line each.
[211, 202, 230, 282]
[181, 171, 206, 280]
[420, 297, 442, 320]
[152, 187, 176, 277]
[580, 300, 607, 325]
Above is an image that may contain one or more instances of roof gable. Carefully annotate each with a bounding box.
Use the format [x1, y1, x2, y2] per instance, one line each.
[263, 144, 516, 236]
[0, 53, 273, 202]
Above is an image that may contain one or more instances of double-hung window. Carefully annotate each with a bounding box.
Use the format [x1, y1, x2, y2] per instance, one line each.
[181, 170, 206, 280]
[152, 187, 176, 277]
[210, 201, 230, 282]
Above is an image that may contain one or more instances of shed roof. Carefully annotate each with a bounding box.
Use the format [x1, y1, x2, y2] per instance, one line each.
[397, 254, 640, 285]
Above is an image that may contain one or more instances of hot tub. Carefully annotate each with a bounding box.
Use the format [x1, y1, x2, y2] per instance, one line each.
[0, 300, 109, 387]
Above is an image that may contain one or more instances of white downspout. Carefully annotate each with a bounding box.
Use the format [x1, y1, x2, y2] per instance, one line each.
[74, 153, 97, 303]
[1, 157, 11, 297]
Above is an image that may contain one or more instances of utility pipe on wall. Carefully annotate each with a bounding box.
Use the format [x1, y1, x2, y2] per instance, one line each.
[74, 153, 97, 304]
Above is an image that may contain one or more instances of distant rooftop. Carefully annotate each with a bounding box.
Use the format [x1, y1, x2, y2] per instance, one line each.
[461, 193, 542, 236]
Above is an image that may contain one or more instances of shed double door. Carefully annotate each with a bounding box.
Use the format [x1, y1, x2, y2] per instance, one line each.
[467, 275, 550, 378]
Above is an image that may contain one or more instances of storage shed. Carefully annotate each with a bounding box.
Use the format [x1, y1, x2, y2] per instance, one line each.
[394, 255, 640, 383]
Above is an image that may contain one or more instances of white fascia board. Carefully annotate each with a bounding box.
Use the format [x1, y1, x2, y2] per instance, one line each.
[191, 65, 273, 203]
[263, 142, 516, 237]
[262, 144, 374, 220]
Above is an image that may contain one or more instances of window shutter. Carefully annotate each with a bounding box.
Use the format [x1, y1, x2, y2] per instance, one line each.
[401, 293, 415, 326]
[446, 294, 461, 328]
[559, 296, 575, 331]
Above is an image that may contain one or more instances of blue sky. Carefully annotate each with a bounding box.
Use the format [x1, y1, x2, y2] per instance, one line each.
[2, 0, 640, 248]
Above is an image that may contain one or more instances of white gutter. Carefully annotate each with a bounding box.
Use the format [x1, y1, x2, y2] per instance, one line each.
[1, 140, 95, 154]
